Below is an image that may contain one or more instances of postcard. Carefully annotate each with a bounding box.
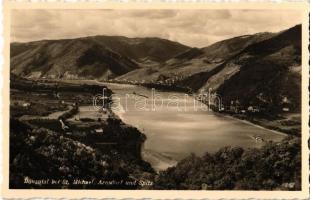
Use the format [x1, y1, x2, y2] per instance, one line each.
[1, 1, 309, 199]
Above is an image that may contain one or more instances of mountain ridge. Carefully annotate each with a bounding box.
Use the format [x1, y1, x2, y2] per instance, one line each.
[10, 35, 190, 79]
[11, 24, 301, 112]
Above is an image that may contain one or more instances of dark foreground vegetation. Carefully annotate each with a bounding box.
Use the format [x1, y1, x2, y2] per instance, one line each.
[154, 136, 301, 190]
[10, 118, 154, 189]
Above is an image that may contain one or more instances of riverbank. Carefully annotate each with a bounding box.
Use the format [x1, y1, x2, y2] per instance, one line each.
[215, 111, 301, 137]
[216, 112, 287, 136]
[10, 77, 155, 189]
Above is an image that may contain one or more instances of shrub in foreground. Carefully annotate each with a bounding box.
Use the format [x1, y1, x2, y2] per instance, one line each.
[154, 136, 301, 190]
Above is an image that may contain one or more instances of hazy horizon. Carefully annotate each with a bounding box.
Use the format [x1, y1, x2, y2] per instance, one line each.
[11, 9, 301, 47]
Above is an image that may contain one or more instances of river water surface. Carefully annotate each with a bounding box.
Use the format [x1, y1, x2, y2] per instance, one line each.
[101, 83, 286, 171]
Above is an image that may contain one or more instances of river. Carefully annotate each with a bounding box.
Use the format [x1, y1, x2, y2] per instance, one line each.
[98, 82, 286, 171]
[64, 80, 286, 171]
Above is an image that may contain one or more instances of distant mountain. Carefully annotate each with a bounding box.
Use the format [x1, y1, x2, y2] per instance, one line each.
[181, 25, 302, 112]
[11, 25, 301, 112]
[10, 36, 189, 79]
[84, 36, 190, 63]
[118, 30, 275, 83]
[216, 25, 301, 111]
[119, 25, 301, 112]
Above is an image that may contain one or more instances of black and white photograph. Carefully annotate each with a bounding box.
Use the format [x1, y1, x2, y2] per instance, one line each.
[8, 8, 305, 192]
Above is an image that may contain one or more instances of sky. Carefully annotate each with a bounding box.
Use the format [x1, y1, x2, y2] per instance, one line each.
[11, 9, 301, 48]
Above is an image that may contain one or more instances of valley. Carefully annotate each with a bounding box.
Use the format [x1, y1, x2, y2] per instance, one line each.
[9, 23, 302, 190]
[11, 25, 301, 120]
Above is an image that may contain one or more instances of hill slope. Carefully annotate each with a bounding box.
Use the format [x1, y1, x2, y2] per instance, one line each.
[10, 36, 189, 80]
[118, 25, 301, 112]
[181, 25, 301, 112]
[118, 31, 275, 83]
[85, 36, 190, 63]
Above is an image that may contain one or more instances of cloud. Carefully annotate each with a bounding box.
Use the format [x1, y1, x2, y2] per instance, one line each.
[11, 9, 301, 47]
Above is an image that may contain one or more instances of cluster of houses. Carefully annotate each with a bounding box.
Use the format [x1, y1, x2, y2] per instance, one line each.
[221, 102, 290, 114]
[196, 93, 291, 114]
[112, 73, 193, 88]
[40, 71, 79, 80]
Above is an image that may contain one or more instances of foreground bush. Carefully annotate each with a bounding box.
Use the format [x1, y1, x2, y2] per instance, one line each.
[9, 119, 138, 189]
[154, 136, 301, 190]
